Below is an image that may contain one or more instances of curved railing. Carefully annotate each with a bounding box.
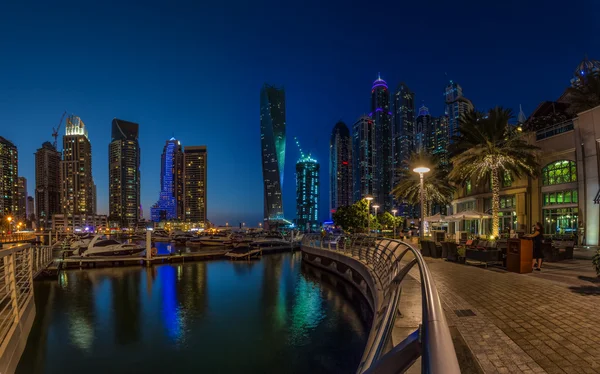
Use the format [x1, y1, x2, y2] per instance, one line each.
[301, 234, 460, 374]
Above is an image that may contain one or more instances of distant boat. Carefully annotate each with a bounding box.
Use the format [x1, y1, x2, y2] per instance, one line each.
[152, 230, 173, 242]
[250, 233, 290, 248]
[191, 233, 232, 246]
[72, 235, 145, 257]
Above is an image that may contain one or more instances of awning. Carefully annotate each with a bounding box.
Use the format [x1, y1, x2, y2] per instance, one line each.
[445, 210, 493, 221]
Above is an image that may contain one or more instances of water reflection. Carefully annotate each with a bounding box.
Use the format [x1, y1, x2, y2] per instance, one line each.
[17, 253, 366, 374]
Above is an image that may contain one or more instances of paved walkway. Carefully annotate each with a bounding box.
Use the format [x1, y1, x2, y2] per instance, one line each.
[424, 258, 600, 374]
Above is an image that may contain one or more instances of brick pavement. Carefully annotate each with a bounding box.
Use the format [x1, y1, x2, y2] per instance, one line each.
[423, 258, 600, 374]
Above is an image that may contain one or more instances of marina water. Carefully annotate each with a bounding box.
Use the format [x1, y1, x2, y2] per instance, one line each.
[16, 249, 368, 373]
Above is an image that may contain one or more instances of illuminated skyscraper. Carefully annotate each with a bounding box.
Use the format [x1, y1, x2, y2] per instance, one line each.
[444, 80, 473, 142]
[183, 146, 207, 225]
[61, 115, 94, 217]
[329, 121, 352, 217]
[393, 83, 415, 177]
[151, 138, 184, 222]
[415, 105, 431, 152]
[427, 116, 449, 168]
[17, 177, 27, 220]
[296, 156, 319, 229]
[371, 74, 393, 210]
[35, 141, 61, 228]
[260, 84, 286, 224]
[352, 115, 376, 202]
[27, 196, 34, 221]
[109, 119, 141, 228]
[0, 136, 18, 216]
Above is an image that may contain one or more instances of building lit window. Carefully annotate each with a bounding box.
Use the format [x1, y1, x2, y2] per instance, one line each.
[543, 189, 578, 206]
[542, 160, 577, 186]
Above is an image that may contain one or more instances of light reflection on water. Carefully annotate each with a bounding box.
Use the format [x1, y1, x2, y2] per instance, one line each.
[17, 252, 367, 374]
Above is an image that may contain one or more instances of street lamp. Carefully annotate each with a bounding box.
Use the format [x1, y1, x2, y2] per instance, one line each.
[365, 195, 373, 235]
[6, 216, 12, 234]
[392, 209, 398, 239]
[413, 166, 430, 240]
[373, 205, 380, 236]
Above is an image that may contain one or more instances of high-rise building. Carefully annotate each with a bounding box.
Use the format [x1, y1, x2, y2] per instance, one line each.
[61, 115, 94, 217]
[428, 116, 450, 168]
[260, 84, 286, 224]
[183, 146, 207, 225]
[27, 196, 34, 221]
[91, 182, 97, 215]
[0, 137, 18, 216]
[329, 121, 352, 218]
[109, 119, 141, 228]
[151, 138, 184, 222]
[393, 83, 415, 176]
[352, 116, 376, 202]
[296, 156, 319, 229]
[444, 80, 473, 142]
[35, 141, 61, 229]
[371, 74, 393, 210]
[415, 105, 431, 152]
[17, 177, 27, 220]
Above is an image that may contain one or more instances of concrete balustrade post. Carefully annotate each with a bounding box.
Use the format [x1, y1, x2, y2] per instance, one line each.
[7, 253, 19, 322]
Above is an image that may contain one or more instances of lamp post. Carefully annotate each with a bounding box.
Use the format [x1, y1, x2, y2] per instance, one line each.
[365, 195, 373, 236]
[373, 205, 380, 236]
[392, 209, 398, 239]
[413, 166, 430, 240]
[6, 216, 12, 234]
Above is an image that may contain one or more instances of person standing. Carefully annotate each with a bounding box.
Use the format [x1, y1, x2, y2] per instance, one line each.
[530, 222, 544, 271]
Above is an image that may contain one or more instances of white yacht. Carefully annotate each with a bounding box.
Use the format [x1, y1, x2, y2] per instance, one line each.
[72, 235, 145, 257]
[194, 233, 232, 246]
[152, 230, 173, 242]
[250, 233, 290, 248]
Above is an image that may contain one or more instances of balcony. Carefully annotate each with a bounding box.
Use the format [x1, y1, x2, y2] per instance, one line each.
[535, 120, 574, 141]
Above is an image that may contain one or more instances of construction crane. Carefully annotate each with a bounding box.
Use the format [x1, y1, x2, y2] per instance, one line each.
[52, 111, 67, 150]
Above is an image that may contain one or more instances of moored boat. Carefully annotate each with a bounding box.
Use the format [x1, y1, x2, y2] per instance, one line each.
[72, 235, 145, 257]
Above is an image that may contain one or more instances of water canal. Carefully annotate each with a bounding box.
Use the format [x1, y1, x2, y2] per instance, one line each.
[16, 250, 369, 374]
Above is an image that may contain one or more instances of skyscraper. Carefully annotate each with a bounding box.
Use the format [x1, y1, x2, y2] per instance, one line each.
[109, 119, 141, 228]
[428, 116, 450, 168]
[371, 74, 393, 210]
[0, 137, 18, 216]
[151, 138, 184, 222]
[444, 80, 473, 142]
[329, 121, 352, 217]
[183, 146, 207, 225]
[92, 182, 97, 215]
[27, 196, 34, 221]
[35, 141, 61, 229]
[17, 177, 27, 219]
[61, 115, 94, 216]
[352, 116, 376, 202]
[296, 156, 319, 229]
[260, 84, 286, 224]
[415, 105, 431, 152]
[393, 83, 415, 177]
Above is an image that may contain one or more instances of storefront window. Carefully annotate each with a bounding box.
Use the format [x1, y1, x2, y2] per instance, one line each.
[542, 160, 577, 186]
[542, 189, 578, 206]
[542, 207, 578, 235]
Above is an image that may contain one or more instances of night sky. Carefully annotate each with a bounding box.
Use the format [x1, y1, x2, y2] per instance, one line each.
[1, 0, 598, 226]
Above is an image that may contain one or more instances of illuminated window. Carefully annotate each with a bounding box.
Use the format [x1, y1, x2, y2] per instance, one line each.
[542, 160, 577, 186]
[465, 180, 471, 195]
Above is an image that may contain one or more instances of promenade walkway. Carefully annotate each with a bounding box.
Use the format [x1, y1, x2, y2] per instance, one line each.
[422, 257, 599, 374]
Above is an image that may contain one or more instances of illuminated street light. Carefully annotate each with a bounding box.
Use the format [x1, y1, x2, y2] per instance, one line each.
[364, 195, 373, 235]
[413, 166, 430, 240]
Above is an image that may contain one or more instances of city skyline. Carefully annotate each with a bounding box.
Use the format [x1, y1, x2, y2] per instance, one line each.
[1, 1, 596, 225]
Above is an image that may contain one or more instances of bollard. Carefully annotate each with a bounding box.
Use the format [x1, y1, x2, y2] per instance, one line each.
[146, 230, 152, 261]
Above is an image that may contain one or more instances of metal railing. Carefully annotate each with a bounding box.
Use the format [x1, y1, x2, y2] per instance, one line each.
[0, 233, 36, 244]
[301, 234, 460, 374]
[535, 120, 574, 141]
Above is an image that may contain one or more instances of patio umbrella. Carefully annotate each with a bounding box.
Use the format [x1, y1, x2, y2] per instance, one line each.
[445, 211, 493, 236]
[424, 213, 446, 223]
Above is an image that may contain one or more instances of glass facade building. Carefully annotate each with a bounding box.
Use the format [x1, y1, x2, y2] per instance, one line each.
[0, 136, 18, 217]
[393, 83, 415, 177]
[109, 119, 141, 228]
[329, 121, 352, 218]
[296, 157, 319, 229]
[444, 80, 473, 142]
[183, 146, 207, 225]
[352, 116, 376, 202]
[17, 177, 27, 220]
[151, 138, 184, 222]
[260, 84, 286, 224]
[61, 115, 94, 217]
[35, 141, 61, 229]
[371, 75, 393, 211]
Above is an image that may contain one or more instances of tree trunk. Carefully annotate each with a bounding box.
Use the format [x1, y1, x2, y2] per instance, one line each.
[491, 167, 500, 238]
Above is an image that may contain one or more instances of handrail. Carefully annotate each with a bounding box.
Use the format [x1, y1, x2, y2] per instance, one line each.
[301, 234, 460, 374]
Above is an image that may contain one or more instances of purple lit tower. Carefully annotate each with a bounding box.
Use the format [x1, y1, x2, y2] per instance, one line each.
[370, 74, 393, 211]
[151, 138, 184, 222]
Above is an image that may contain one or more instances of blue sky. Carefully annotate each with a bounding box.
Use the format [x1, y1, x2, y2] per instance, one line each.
[1, 0, 598, 225]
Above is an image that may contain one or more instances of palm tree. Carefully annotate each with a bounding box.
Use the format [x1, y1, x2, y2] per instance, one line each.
[449, 107, 540, 238]
[392, 150, 454, 217]
[566, 71, 600, 114]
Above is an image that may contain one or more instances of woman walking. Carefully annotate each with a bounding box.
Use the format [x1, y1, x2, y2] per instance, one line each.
[530, 222, 544, 271]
